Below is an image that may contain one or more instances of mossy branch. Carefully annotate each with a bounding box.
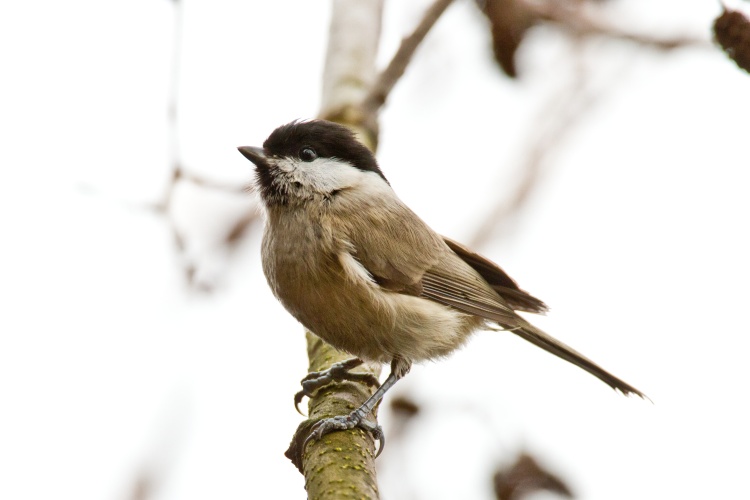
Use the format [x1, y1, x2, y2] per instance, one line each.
[285, 333, 381, 498]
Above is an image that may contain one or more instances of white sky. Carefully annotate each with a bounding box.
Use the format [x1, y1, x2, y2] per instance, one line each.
[1, 1, 749, 499]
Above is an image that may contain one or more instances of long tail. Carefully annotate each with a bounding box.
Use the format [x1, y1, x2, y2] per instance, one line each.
[513, 322, 646, 398]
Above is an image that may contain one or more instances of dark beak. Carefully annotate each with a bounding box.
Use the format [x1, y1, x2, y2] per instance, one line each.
[237, 146, 267, 166]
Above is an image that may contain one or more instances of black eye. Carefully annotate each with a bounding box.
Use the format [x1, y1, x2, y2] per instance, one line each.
[299, 147, 317, 162]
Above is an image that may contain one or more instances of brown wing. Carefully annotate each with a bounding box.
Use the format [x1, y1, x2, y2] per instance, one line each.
[336, 192, 541, 321]
[337, 194, 525, 324]
[443, 237, 548, 314]
[338, 194, 444, 295]
[420, 253, 520, 326]
[422, 245, 646, 398]
[342, 202, 644, 397]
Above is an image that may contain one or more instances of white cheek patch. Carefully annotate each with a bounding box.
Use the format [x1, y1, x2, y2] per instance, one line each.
[295, 157, 364, 194]
[271, 156, 386, 200]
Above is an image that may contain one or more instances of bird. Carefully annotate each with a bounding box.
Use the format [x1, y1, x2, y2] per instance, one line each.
[237, 119, 645, 456]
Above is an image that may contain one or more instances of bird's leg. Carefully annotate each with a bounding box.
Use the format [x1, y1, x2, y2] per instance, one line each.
[294, 357, 381, 414]
[304, 358, 410, 458]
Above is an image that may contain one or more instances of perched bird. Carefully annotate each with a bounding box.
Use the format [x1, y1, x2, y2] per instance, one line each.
[238, 120, 644, 455]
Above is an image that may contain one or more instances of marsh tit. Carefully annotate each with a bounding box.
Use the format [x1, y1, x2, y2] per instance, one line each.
[238, 120, 644, 455]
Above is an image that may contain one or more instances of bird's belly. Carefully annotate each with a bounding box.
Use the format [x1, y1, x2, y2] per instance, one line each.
[263, 245, 480, 363]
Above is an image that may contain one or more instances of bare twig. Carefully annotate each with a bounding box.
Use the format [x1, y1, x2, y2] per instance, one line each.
[467, 39, 611, 248]
[158, 0, 248, 202]
[526, 0, 708, 50]
[146, 0, 258, 288]
[224, 209, 260, 246]
[157, 0, 185, 214]
[360, 0, 455, 125]
[467, 0, 707, 248]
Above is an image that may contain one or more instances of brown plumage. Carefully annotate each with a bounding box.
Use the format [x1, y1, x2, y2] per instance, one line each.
[239, 120, 646, 454]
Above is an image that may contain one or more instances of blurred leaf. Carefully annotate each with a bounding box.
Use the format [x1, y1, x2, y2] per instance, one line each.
[478, 0, 538, 77]
[714, 8, 750, 75]
[493, 452, 573, 500]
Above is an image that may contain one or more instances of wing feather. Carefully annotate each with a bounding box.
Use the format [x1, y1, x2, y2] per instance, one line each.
[339, 193, 528, 327]
[334, 190, 538, 325]
[333, 194, 645, 397]
[335, 189, 443, 292]
[443, 237, 548, 313]
[420, 255, 519, 326]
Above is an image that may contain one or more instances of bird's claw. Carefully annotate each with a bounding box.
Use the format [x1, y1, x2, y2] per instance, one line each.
[294, 391, 307, 415]
[304, 412, 385, 458]
[294, 359, 380, 415]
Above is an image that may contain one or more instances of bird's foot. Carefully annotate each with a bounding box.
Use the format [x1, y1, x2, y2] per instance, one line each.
[294, 358, 380, 414]
[301, 364, 404, 460]
[304, 409, 385, 457]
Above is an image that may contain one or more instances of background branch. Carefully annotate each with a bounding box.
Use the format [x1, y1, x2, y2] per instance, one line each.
[467, 37, 613, 248]
[468, 0, 708, 248]
[527, 0, 708, 50]
[360, 0, 456, 126]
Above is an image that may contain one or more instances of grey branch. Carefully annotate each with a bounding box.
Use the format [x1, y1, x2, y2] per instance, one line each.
[526, 0, 708, 50]
[467, 40, 609, 249]
[467, 0, 707, 248]
[361, 0, 456, 122]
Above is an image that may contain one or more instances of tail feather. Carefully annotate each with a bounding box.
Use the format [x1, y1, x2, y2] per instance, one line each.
[513, 322, 646, 399]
